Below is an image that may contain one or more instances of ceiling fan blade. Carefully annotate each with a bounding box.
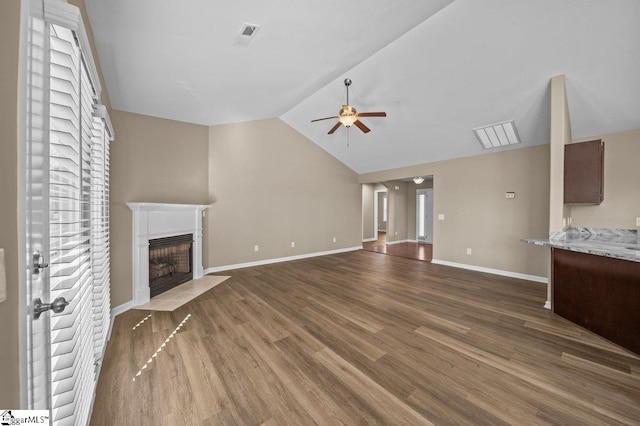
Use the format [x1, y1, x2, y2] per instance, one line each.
[311, 116, 339, 122]
[328, 121, 342, 134]
[353, 120, 371, 133]
[357, 112, 387, 118]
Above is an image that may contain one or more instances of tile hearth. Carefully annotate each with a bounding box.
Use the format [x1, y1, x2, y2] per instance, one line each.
[134, 275, 230, 311]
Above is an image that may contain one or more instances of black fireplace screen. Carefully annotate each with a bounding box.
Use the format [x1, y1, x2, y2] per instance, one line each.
[148, 233, 193, 297]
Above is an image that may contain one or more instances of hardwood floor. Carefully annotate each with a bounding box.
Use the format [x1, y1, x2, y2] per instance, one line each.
[363, 231, 433, 262]
[91, 250, 640, 425]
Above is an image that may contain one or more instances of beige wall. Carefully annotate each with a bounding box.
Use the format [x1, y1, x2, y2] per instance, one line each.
[386, 181, 409, 242]
[109, 110, 209, 306]
[0, 0, 21, 408]
[360, 145, 550, 278]
[362, 184, 375, 240]
[549, 74, 573, 233]
[207, 118, 361, 268]
[570, 129, 640, 228]
[377, 190, 387, 231]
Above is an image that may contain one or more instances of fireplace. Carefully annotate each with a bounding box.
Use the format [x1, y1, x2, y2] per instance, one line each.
[127, 202, 209, 307]
[149, 234, 193, 297]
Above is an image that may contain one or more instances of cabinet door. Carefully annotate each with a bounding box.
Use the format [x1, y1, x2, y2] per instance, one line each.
[552, 248, 640, 355]
[564, 139, 604, 204]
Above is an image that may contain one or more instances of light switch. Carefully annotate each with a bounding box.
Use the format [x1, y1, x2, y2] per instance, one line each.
[438, 214, 445, 221]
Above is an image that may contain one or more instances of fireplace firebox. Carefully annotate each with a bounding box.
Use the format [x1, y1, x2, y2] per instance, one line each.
[148, 234, 193, 297]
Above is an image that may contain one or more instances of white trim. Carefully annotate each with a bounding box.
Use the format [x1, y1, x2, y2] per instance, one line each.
[42, 0, 102, 97]
[204, 246, 362, 274]
[544, 300, 551, 310]
[387, 239, 415, 245]
[110, 301, 134, 318]
[416, 188, 433, 244]
[362, 237, 377, 243]
[431, 259, 548, 284]
[93, 104, 114, 141]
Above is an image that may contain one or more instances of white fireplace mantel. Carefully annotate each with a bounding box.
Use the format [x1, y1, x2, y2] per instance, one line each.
[127, 202, 209, 306]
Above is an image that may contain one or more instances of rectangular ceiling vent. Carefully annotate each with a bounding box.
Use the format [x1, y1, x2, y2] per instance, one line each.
[232, 23, 261, 47]
[473, 120, 522, 149]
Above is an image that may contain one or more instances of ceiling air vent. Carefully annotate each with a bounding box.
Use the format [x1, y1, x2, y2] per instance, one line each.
[473, 120, 522, 149]
[232, 23, 261, 47]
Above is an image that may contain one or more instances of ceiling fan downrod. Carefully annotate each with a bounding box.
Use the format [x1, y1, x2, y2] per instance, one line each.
[344, 78, 352, 105]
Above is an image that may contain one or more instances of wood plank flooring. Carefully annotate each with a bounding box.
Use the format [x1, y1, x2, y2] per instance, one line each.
[91, 250, 640, 425]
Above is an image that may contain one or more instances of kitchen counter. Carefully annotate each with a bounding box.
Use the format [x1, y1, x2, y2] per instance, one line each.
[523, 228, 640, 263]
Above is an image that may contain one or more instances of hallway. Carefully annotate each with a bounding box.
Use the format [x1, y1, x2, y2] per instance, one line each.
[362, 232, 432, 262]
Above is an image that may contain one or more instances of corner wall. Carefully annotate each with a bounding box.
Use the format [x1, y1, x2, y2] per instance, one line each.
[207, 118, 362, 269]
[109, 110, 209, 306]
[362, 184, 375, 240]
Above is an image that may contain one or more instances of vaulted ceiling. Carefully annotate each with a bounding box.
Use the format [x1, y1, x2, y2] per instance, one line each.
[85, 0, 640, 174]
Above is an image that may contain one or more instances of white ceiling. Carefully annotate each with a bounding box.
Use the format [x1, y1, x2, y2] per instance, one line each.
[86, 0, 640, 174]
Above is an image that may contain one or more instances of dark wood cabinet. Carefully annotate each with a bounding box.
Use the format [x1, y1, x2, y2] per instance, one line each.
[552, 248, 640, 354]
[564, 139, 604, 204]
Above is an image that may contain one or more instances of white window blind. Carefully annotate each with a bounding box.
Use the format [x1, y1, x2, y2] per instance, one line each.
[46, 21, 112, 426]
[91, 111, 111, 358]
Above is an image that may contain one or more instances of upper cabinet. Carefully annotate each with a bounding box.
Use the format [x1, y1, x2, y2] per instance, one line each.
[564, 139, 604, 205]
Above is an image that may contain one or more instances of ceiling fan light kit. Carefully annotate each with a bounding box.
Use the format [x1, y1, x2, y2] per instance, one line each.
[311, 78, 387, 135]
[413, 177, 425, 185]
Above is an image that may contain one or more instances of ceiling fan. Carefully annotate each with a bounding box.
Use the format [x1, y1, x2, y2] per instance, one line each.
[311, 78, 387, 134]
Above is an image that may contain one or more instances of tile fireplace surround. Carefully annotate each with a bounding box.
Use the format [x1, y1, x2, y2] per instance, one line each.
[127, 202, 209, 307]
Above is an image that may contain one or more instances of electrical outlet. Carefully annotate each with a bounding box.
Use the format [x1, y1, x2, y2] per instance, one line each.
[332, 237, 336, 243]
[291, 241, 295, 248]
[395, 231, 398, 236]
[505, 192, 515, 199]
[254, 245, 259, 252]
[438, 214, 445, 220]
[466, 248, 472, 255]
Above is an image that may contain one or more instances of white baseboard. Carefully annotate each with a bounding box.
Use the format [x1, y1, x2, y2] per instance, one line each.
[544, 300, 551, 310]
[386, 239, 411, 245]
[111, 301, 134, 318]
[362, 237, 377, 242]
[431, 259, 548, 284]
[204, 246, 363, 274]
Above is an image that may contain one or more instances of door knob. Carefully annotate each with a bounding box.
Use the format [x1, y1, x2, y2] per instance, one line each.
[33, 297, 69, 319]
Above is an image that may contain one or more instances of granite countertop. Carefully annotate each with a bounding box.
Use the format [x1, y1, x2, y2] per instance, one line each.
[523, 228, 640, 263]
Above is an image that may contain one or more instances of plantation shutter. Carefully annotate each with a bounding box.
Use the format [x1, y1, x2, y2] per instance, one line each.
[48, 23, 96, 425]
[35, 0, 115, 419]
[91, 106, 111, 359]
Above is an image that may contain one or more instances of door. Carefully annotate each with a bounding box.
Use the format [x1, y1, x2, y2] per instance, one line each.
[23, 13, 109, 424]
[416, 189, 433, 243]
[25, 13, 52, 410]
